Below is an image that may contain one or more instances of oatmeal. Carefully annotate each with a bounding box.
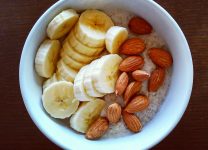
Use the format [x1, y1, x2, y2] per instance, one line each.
[36, 8, 172, 140]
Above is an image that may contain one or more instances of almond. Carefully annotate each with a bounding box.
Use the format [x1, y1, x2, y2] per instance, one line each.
[122, 111, 142, 133]
[107, 103, 122, 123]
[124, 81, 142, 105]
[148, 68, 165, 92]
[128, 16, 152, 35]
[132, 70, 150, 82]
[125, 95, 149, 113]
[120, 38, 145, 55]
[85, 117, 109, 140]
[115, 72, 129, 96]
[149, 48, 173, 68]
[119, 56, 144, 72]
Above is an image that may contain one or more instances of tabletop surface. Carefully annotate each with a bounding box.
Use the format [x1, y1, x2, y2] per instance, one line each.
[0, 0, 207, 149]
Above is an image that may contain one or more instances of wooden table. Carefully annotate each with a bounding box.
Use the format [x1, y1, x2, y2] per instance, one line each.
[1, 0, 207, 149]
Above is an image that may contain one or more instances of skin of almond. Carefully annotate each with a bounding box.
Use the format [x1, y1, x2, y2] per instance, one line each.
[132, 70, 150, 81]
[122, 111, 142, 132]
[124, 81, 142, 105]
[149, 48, 173, 68]
[119, 56, 144, 72]
[85, 117, 109, 140]
[125, 95, 149, 113]
[107, 103, 122, 123]
[148, 68, 166, 92]
[115, 72, 129, 96]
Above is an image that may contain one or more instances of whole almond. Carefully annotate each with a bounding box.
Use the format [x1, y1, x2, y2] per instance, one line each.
[85, 117, 109, 140]
[119, 56, 144, 72]
[148, 68, 165, 92]
[120, 38, 145, 55]
[132, 70, 150, 82]
[107, 103, 122, 123]
[124, 81, 142, 105]
[125, 95, 149, 113]
[149, 48, 173, 68]
[122, 111, 142, 133]
[128, 16, 152, 35]
[115, 72, 129, 96]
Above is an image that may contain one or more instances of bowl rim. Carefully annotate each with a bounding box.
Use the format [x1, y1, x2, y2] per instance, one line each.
[19, 0, 193, 149]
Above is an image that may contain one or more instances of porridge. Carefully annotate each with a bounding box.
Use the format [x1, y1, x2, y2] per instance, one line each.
[34, 8, 172, 140]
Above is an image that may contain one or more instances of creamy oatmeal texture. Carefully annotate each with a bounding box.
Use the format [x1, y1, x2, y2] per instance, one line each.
[101, 9, 171, 138]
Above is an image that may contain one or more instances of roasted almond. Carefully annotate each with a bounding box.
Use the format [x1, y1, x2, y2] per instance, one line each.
[115, 72, 129, 96]
[148, 68, 165, 92]
[119, 56, 144, 72]
[122, 111, 142, 133]
[120, 38, 145, 55]
[149, 48, 173, 68]
[124, 81, 142, 105]
[132, 70, 150, 82]
[125, 95, 149, 113]
[128, 16, 152, 35]
[85, 117, 109, 140]
[107, 103, 122, 123]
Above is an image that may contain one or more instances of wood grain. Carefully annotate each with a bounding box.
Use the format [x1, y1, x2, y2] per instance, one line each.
[0, 0, 207, 149]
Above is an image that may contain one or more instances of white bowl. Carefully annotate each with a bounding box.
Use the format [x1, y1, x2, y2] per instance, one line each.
[19, 0, 193, 149]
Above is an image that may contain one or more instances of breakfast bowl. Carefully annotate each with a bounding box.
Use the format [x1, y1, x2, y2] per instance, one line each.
[19, 0, 193, 149]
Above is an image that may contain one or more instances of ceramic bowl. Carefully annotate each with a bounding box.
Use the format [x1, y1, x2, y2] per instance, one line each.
[19, 0, 193, 149]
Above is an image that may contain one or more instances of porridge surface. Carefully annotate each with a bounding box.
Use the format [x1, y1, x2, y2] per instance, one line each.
[100, 9, 171, 138]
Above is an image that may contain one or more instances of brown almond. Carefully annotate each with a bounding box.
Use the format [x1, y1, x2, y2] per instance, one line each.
[85, 117, 109, 140]
[124, 81, 142, 105]
[122, 111, 142, 133]
[125, 95, 149, 113]
[149, 48, 173, 68]
[119, 56, 144, 72]
[132, 70, 150, 82]
[148, 68, 165, 92]
[120, 38, 145, 55]
[107, 103, 122, 123]
[128, 16, 152, 35]
[115, 72, 129, 96]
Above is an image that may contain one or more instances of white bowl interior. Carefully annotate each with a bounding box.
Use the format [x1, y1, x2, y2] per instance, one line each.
[19, 0, 193, 149]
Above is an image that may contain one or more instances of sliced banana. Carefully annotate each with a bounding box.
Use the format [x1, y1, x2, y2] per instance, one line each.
[74, 65, 95, 101]
[47, 9, 79, 40]
[66, 30, 104, 56]
[91, 54, 122, 94]
[43, 73, 58, 90]
[61, 52, 86, 70]
[105, 26, 128, 54]
[57, 60, 77, 82]
[35, 39, 61, 78]
[83, 60, 105, 97]
[74, 9, 114, 48]
[70, 99, 105, 133]
[62, 41, 95, 63]
[42, 81, 79, 119]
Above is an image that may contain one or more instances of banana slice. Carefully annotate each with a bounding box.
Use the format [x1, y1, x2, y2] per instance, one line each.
[74, 9, 114, 48]
[105, 26, 128, 54]
[83, 60, 105, 97]
[61, 52, 86, 70]
[43, 73, 58, 90]
[62, 41, 95, 64]
[56, 74, 66, 81]
[47, 9, 79, 40]
[91, 54, 122, 94]
[70, 98, 105, 133]
[57, 60, 78, 82]
[74, 65, 96, 101]
[35, 39, 61, 78]
[42, 81, 79, 119]
[66, 30, 104, 56]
